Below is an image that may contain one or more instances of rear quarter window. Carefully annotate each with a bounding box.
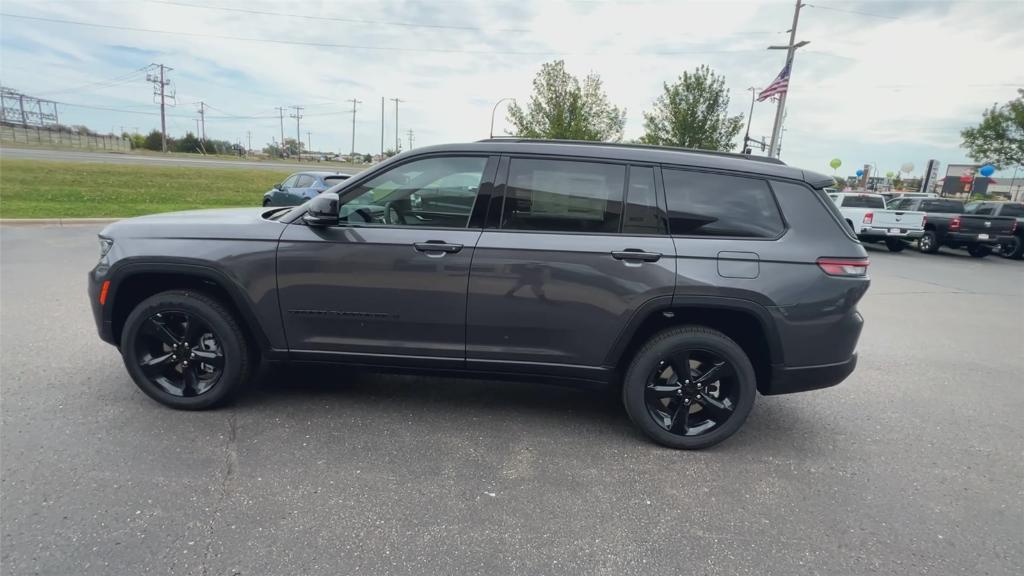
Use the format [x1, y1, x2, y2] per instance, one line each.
[662, 169, 784, 238]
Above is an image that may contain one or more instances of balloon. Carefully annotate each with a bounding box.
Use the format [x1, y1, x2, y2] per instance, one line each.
[855, 169, 864, 177]
[829, 158, 842, 170]
[979, 164, 995, 177]
[900, 162, 914, 174]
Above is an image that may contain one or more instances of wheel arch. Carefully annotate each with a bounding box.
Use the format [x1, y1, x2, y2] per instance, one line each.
[606, 296, 782, 394]
[106, 262, 275, 358]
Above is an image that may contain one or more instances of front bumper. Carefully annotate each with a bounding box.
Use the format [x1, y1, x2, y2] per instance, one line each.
[858, 227, 924, 239]
[764, 354, 858, 395]
[87, 268, 116, 345]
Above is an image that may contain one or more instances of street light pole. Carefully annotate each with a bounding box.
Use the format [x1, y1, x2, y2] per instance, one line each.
[489, 98, 515, 138]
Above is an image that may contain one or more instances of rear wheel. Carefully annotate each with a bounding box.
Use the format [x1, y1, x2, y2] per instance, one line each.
[1000, 236, 1024, 259]
[885, 239, 906, 252]
[622, 326, 756, 450]
[120, 290, 252, 410]
[967, 244, 991, 258]
[918, 231, 939, 253]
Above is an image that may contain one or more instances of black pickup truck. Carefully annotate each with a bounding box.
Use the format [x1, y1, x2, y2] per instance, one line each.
[965, 201, 1024, 259]
[885, 197, 1017, 257]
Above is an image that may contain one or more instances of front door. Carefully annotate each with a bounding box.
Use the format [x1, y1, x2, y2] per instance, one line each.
[277, 155, 496, 365]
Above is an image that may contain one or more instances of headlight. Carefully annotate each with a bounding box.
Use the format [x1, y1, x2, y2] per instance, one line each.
[98, 236, 114, 258]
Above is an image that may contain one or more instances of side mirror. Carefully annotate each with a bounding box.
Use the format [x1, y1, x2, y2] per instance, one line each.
[303, 192, 339, 227]
[273, 183, 283, 191]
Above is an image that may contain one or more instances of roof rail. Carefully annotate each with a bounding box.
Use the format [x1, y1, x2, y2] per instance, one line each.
[476, 138, 787, 165]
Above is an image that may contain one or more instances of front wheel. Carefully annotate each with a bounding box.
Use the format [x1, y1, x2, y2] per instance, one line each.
[918, 231, 939, 253]
[1000, 236, 1024, 260]
[885, 238, 906, 252]
[120, 290, 253, 410]
[622, 326, 756, 450]
[967, 244, 991, 258]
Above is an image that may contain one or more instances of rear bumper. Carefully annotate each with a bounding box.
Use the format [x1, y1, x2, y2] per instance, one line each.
[946, 232, 1011, 246]
[764, 354, 858, 395]
[858, 227, 923, 239]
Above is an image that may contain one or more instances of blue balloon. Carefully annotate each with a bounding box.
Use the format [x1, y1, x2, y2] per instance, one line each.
[979, 164, 995, 177]
[855, 169, 864, 177]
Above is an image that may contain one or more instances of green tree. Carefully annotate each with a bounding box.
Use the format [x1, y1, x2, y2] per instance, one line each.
[507, 60, 626, 142]
[174, 132, 202, 153]
[142, 130, 165, 151]
[639, 65, 744, 151]
[961, 89, 1024, 168]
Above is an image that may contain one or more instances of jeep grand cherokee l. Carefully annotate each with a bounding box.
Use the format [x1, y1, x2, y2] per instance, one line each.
[88, 139, 869, 449]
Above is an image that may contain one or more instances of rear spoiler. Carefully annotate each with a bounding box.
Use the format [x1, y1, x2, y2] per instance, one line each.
[803, 169, 837, 189]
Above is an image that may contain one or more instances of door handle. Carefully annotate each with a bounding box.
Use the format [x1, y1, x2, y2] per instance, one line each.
[414, 241, 463, 254]
[611, 249, 661, 262]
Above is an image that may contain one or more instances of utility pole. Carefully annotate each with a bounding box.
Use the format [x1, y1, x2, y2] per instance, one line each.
[289, 105, 303, 161]
[194, 119, 201, 136]
[275, 107, 286, 158]
[246, 130, 252, 156]
[390, 97, 403, 153]
[766, 0, 807, 159]
[347, 98, 362, 157]
[197, 101, 206, 140]
[380, 97, 385, 157]
[407, 129, 415, 150]
[306, 131, 312, 154]
[146, 64, 173, 152]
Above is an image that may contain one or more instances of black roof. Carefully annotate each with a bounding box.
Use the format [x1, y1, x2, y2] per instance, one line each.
[402, 139, 834, 188]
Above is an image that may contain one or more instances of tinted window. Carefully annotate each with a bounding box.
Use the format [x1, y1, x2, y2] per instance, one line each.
[920, 199, 964, 213]
[840, 195, 886, 209]
[295, 174, 315, 188]
[622, 166, 665, 235]
[974, 204, 995, 215]
[1000, 203, 1024, 217]
[338, 156, 486, 228]
[663, 169, 784, 237]
[502, 158, 625, 233]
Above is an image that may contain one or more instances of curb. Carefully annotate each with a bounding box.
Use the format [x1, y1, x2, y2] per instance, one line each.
[0, 218, 121, 227]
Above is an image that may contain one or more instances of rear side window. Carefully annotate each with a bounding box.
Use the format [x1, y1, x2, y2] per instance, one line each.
[662, 169, 784, 238]
[840, 195, 885, 209]
[622, 166, 666, 235]
[502, 158, 625, 233]
[920, 199, 963, 213]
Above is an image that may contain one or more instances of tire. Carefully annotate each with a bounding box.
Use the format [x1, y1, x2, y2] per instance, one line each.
[918, 231, 939, 253]
[262, 198, 271, 207]
[622, 326, 757, 450]
[120, 290, 253, 410]
[967, 244, 991, 258]
[1000, 235, 1024, 260]
[885, 239, 906, 252]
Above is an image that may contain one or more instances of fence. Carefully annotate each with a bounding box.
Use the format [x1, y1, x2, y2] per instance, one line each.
[0, 125, 130, 152]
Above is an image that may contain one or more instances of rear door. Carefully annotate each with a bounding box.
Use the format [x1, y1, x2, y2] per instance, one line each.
[465, 157, 676, 376]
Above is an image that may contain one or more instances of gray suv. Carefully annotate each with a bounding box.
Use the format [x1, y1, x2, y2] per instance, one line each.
[88, 140, 869, 449]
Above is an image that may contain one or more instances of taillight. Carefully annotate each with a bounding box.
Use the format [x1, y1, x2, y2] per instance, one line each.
[817, 258, 869, 277]
[862, 212, 873, 224]
[950, 216, 961, 230]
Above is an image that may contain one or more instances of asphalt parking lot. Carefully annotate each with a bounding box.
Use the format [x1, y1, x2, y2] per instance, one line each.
[1, 224, 1022, 576]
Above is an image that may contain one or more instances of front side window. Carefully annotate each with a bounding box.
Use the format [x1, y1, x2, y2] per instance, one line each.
[501, 158, 625, 233]
[663, 169, 784, 238]
[337, 156, 486, 228]
[281, 174, 299, 189]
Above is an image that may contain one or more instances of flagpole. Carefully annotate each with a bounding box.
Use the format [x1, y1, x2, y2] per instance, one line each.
[767, 0, 806, 159]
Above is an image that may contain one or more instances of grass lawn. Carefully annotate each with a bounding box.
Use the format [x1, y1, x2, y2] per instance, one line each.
[0, 159, 296, 218]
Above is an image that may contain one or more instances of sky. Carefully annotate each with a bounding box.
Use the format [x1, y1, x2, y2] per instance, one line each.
[0, 0, 1022, 179]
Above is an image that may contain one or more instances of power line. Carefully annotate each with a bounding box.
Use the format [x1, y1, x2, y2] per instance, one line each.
[147, 0, 531, 34]
[0, 13, 770, 57]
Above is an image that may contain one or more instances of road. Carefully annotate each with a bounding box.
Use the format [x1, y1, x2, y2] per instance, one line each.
[1, 225, 1022, 576]
[0, 146, 356, 172]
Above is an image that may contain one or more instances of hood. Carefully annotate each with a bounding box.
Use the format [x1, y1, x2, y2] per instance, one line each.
[100, 207, 284, 241]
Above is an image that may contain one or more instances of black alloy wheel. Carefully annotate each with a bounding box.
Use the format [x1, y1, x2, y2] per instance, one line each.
[644, 350, 738, 437]
[623, 326, 756, 449]
[121, 290, 251, 409]
[135, 311, 225, 397]
[1000, 236, 1024, 259]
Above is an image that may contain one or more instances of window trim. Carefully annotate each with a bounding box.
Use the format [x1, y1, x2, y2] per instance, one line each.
[495, 154, 630, 235]
[658, 165, 789, 241]
[324, 153, 496, 231]
[618, 164, 669, 237]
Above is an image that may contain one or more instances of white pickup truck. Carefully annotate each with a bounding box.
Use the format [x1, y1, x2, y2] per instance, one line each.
[828, 192, 926, 252]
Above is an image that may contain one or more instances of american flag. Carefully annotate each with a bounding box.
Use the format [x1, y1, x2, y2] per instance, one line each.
[757, 64, 790, 102]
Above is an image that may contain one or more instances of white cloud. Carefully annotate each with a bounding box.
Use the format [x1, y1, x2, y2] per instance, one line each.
[0, 0, 1021, 175]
